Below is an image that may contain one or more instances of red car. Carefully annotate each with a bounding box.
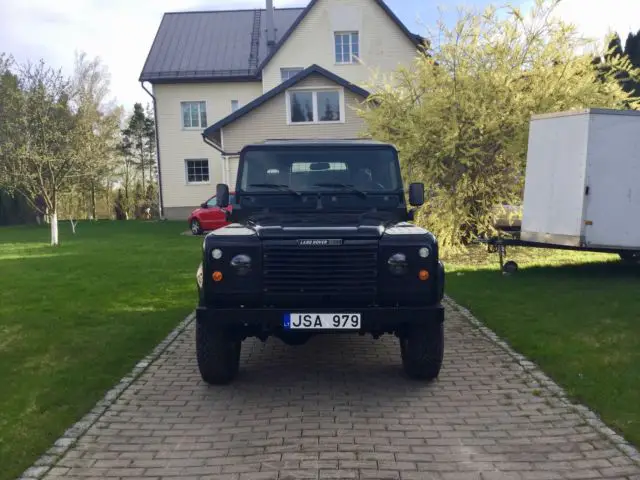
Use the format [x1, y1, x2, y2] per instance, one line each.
[188, 192, 235, 235]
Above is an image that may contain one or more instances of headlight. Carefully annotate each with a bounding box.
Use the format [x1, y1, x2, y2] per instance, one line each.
[418, 247, 430, 258]
[212, 248, 223, 260]
[230, 254, 252, 276]
[388, 252, 408, 276]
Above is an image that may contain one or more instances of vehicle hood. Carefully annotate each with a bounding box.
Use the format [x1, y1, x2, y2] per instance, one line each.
[189, 207, 204, 218]
[209, 211, 417, 240]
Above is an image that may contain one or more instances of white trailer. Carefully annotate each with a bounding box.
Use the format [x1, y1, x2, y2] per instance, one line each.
[480, 108, 640, 273]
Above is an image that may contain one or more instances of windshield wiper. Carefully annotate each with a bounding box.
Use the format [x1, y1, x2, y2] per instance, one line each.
[312, 183, 367, 198]
[247, 183, 301, 197]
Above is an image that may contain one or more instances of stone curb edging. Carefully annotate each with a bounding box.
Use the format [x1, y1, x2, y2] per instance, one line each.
[444, 295, 640, 466]
[17, 312, 197, 480]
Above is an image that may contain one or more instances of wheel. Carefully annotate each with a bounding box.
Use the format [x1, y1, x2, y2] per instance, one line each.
[191, 219, 202, 235]
[502, 260, 518, 274]
[196, 262, 204, 294]
[196, 321, 241, 385]
[619, 251, 640, 263]
[400, 321, 444, 381]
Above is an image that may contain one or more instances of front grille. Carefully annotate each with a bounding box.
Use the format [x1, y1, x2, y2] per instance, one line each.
[262, 240, 378, 301]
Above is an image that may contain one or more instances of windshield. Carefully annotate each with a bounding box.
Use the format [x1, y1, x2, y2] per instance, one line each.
[239, 146, 402, 194]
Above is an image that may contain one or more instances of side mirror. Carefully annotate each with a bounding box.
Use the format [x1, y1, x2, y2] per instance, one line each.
[216, 184, 230, 208]
[408, 183, 425, 207]
[200, 202, 208, 209]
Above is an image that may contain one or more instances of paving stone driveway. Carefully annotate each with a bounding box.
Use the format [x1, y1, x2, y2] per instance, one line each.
[42, 303, 640, 480]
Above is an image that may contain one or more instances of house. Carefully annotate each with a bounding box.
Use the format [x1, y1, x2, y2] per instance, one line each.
[139, 0, 424, 220]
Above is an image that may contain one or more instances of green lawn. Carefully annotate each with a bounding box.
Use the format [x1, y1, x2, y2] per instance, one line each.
[444, 246, 640, 447]
[0, 221, 201, 480]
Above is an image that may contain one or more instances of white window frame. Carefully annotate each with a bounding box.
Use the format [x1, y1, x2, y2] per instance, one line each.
[285, 87, 345, 125]
[184, 159, 211, 185]
[181, 101, 208, 130]
[334, 31, 360, 65]
[281, 67, 304, 82]
[231, 100, 239, 112]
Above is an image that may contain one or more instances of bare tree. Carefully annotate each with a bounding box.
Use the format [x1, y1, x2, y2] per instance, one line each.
[70, 52, 121, 220]
[0, 59, 77, 245]
[0, 54, 121, 245]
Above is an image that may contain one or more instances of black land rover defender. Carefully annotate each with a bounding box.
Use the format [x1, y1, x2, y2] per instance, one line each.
[196, 140, 445, 384]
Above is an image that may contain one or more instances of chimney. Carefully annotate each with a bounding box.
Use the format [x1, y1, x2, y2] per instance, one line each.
[266, 0, 276, 51]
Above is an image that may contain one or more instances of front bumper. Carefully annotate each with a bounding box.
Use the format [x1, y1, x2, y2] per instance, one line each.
[196, 304, 444, 333]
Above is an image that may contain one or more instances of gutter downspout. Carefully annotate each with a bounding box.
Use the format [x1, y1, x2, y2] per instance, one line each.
[202, 134, 234, 186]
[140, 81, 165, 220]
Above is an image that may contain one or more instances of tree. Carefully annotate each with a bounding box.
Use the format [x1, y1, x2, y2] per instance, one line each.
[144, 103, 157, 184]
[357, 0, 640, 251]
[121, 103, 155, 193]
[0, 54, 34, 226]
[0, 53, 123, 245]
[0, 58, 78, 245]
[70, 52, 122, 220]
[623, 30, 640, 95]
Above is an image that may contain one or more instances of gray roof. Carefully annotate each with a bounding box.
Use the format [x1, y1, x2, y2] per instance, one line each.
[139, 7, 304, 82]
[256, 139, 389, 145]
[139, 1, 422, 83]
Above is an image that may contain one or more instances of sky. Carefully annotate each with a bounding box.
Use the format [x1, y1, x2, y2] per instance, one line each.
[1, 0, 639, 112]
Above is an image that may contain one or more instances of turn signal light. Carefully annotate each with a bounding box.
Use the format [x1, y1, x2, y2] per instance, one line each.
[418, 270, 429, 281]
[212, 271, 223, 282]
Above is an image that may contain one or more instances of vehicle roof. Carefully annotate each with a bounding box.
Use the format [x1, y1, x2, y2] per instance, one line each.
[243, 139, 395, 148]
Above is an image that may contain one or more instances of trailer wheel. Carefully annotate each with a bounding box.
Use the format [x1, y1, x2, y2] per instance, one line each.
[502, 260, 518, 275]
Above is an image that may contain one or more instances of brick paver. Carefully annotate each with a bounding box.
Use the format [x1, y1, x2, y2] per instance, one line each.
[41, 306, 640, 480]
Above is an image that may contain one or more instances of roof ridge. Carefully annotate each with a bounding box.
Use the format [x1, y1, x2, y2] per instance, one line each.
[163, 7, 305, 15]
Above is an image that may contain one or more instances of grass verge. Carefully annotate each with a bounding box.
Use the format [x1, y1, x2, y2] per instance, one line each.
[0, 221, 201, 480]
[444, 245, 640, 447]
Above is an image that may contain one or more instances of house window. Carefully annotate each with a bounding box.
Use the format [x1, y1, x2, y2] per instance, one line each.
[334, 32, 359, 64]
[181, 101, 207, 129]
[281, 67, 304, 82]
[231, 100, 239, 112]
[185, 159, 210, 184]
[287, 89, 342, 124]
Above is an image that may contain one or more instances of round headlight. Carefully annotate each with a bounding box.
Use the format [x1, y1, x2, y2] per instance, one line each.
[419, 247, 430, 258]
[388, 252, 408, 276]
[231, 254, 252, 276]
[212, 248, 223, 260]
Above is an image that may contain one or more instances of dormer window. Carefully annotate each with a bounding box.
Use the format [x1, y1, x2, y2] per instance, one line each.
[286, 89, 344, 124]
[281, 67, 304, 82]
[334, 32, 359, 64]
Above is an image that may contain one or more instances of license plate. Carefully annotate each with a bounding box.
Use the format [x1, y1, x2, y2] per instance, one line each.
[284, 313, 361, 330]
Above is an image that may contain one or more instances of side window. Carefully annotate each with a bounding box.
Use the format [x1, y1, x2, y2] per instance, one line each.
[206, 196, 217, 207]
[334, 32, 359, 64]
[185, 159, 210, 184]
[181, 101, 207, 129]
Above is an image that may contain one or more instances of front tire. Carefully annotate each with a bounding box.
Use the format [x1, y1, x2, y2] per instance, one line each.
[196, 321, 241, 385]
[400, 321, 444, 381]
[191, 219, 203, 235]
